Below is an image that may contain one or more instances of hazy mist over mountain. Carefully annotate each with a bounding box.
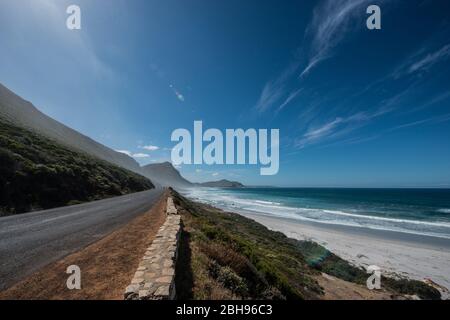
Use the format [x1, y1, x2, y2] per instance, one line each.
[0, 83, 142, 175]
[0, 83, 243, 190]
[141, 162, 192, 188]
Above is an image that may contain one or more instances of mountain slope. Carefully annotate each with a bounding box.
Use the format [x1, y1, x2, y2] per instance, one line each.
[0, 83, 245, 190]
[141, 162, 192, 188]
[0, 83, 141, 174]
[0, 119, 153, 215]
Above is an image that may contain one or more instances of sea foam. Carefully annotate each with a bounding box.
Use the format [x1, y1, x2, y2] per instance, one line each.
[182, 188, 450, 239]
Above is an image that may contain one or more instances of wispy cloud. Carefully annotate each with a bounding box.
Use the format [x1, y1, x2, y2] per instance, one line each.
[296, 117, 345, 148]
[375, 83, 419, 115]
[392, 43, 450, 79]
[255, 81, 285, 113]
[276, 89, 303, 113]
[322, 134, 381, 148]
[292, 53, 428, 149]
[295, 106, 390, 148]
[423, 90, 450, 107]
[304, 118, 343, 140]
[300, 0, 374, 78]
[408, 90, 450, 113]
[254, 62, 299, 113]
[387, 113, 450, 132]
[254, 0, 379, 114]
[408, 44, 450, 74]
[322, 112, 450, 148]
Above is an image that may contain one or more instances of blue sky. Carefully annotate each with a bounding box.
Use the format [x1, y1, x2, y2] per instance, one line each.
[1, 0, 450, 187]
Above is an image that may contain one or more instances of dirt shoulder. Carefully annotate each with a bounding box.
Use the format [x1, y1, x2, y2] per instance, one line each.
[0, 191, 168, 300]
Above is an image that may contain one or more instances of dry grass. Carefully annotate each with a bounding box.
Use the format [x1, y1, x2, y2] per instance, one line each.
[173, 192, 321, 300]
[172, 190, 442, 300]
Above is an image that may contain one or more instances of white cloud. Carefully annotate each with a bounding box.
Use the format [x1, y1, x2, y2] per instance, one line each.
[115, 150, 149, 158]
[115, 150, 132, 156]
[132, 153, 150, 158]
[140, 145, 159, 151]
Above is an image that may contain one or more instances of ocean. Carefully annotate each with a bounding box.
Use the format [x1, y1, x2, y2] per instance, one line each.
[183, 187, 450, 240]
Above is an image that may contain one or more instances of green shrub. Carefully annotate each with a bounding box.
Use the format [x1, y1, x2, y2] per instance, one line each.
[0, 119, 153, 215]
[173, 191, 441, 300]
[209, 261, 249, 296]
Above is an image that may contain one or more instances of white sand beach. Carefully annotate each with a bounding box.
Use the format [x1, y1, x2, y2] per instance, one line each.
[238, 211, 450, 298]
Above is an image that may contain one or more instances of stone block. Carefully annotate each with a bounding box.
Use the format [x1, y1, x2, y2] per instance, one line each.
[124, 195, 181, 300]
[131, 277, 144, 284]
[154, 285, 171, 298]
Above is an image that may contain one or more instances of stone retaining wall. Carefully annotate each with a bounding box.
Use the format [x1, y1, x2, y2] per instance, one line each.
[166, 196, 178, 215]
[124, 196, 181, 300]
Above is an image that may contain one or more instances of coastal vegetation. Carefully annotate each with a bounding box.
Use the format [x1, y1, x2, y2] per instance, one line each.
[296, 240, 441, 300]
[172, 191, 441, 300]
[0, 119, 153, 215]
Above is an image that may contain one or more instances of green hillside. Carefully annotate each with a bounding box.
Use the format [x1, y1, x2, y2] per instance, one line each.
[0, 119, 153, 215]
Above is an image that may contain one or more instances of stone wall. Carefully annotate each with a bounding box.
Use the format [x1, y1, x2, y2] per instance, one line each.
[124, 196, 181, 300]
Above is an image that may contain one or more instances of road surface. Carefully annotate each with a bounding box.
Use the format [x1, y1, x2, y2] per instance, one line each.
[0, 188, 164, 291]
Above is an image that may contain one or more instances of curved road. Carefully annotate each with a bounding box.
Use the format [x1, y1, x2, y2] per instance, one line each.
[0, 188, 164, 291]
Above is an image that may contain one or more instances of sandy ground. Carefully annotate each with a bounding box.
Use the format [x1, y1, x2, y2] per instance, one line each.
[0, 192, 168, 300]
[239, 211, 450, 298]
[315, 273, 392, 300]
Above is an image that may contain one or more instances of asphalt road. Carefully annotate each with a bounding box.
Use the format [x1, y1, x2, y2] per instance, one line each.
[0, 188, 164, 291]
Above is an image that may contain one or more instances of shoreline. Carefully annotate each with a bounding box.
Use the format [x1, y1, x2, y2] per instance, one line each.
[181, 188, 450, 297]
[235, 209, 450, 295]
[238, 209, 450, 250]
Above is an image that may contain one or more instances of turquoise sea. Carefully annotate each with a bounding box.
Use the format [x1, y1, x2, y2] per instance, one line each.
[184, 187, 450, 239]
